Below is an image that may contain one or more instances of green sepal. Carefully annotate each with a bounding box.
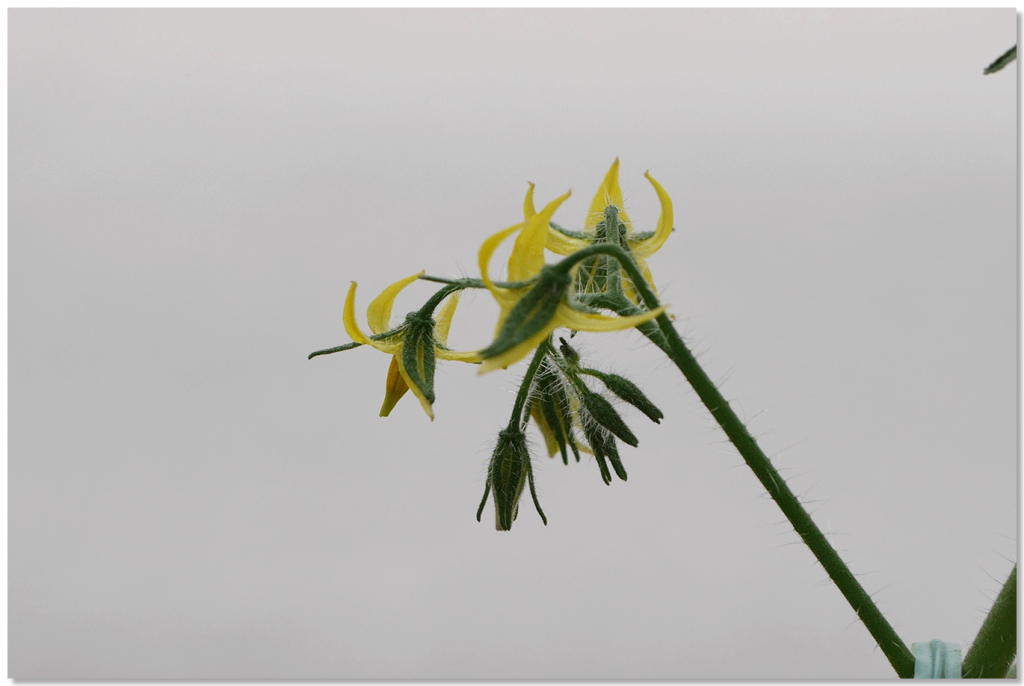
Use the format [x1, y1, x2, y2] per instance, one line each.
[580, 389, 639, 448]
[548, 221, 587, 240]
[400, 312, 437, 405]
[480, 266, 572, 362]
[582, 369, 663, 424]
[535, 358, 584, 465]
[584, 425, 612, 484]
[601, 432, 628, 482]
[580, 422, 627, 484]
[557, 337, 581, 367]
[527, 464, 547, 526]
[532, 362, 571, 465]
[475, 481, 491, 522]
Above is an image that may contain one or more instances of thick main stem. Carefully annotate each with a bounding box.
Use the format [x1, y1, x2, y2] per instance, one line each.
[655, 313, 915, 676]
[578, 244, 916, 677]
[962, 565, 1017, 678]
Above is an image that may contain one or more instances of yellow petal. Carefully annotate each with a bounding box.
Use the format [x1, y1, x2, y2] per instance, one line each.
[437, 348, 481, 363]
[379, 356, 410, 417]
[556, 303, 666, 333]
[531, 405, 560, 457]
[366, 271, 424, 335]
[396, 353, 434, 420]
[586, 158, 633, 232]
[434, 292, 459, 345]
[343, 282, 373, 345]
[508, 190, 571, 282]
[523, 182, 536, 219]
[545, 226, 590, 256]
[434, 292, 481, 362]
[479, 222, 525, 302]
[631, 171, 674, 259]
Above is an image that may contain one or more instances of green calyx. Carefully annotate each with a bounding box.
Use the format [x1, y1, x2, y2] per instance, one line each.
[399, 312, 440, 405]
[479, 265, 572, 362]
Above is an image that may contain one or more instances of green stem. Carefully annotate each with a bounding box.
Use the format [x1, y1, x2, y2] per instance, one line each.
[416, 283, 463, 317]
[308, 342, 362, 359]
[963, 565, 1016, 678]
[508, 337, 552, 431]
[418, 274, 535, 290]
[577, 244, 915, 677]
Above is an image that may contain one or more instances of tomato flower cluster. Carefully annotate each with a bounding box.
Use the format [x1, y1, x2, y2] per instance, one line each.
[311, 160, 676, 529]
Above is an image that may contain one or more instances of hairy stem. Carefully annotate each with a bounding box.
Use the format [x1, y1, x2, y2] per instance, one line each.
[963, 565, 1016, 678]
[575, 243, 916, 677]
[508, 337, 552, 432]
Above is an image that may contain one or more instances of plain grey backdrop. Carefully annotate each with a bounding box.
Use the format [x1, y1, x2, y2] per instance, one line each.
[9, 8, 1017, 680]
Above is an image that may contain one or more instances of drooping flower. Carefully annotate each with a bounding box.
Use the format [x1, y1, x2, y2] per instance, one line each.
[344, 271, 478, 420]
[528, 159, 674, 302]
[477, 191, 665, 374]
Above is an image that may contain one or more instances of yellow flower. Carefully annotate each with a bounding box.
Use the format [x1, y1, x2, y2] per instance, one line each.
[528, 158, 674, 301]
[478, 189, 666, 374]
[344, 271, 478, 420]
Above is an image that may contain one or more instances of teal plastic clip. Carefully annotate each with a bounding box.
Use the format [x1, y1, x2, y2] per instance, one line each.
[913, 640, 962, 678]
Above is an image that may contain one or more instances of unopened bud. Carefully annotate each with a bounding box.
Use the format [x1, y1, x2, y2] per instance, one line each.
[580, 389, 639, 448]
[486, 427, 530, 531]
[584, 370, 663, 424]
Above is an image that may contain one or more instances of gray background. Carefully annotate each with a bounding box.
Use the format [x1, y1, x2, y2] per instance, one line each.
[9, 8, 1017, 680]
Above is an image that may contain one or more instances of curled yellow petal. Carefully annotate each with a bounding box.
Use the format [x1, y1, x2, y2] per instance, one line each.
[343, 282, 373, 345]
[366, 271, 424, 335]
[508, 190, 571, 282]
[478, 222, 525, 307]
[395, 353, 434, 420]
[631, 171, 674, 259]
[545, 226, 589, 256]
[379, 356, 410, 417]
[556, 303, 666, 333]
[523, 182, 537, 220]
[434, 292, 459, 345]
[434, 294, 482, 363]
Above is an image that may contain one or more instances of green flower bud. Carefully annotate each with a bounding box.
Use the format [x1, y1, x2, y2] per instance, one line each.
[582, 369, 663, 424]
[476, 427, 547, 531]
[557, 336, 581, 367]
[579, 388, 638, 448]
